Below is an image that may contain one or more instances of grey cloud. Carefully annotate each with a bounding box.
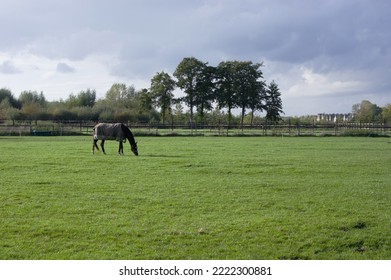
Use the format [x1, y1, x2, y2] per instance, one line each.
[26, 29, 122, 61]
[1, 0, 390, 115]
[0, 60, 22, 74]
[1, 0, 390, 67]
[56, 62, 75, 73]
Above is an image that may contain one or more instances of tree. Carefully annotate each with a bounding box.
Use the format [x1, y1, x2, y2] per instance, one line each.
[248, 80, 266, 126]
[0, 98, 21, 124]
[215, 60, 268, 127]
[106, 83, 136, 108]
[136, 88, 158, 123]
[215, 61, 237, 127]
[76, 88, 96, 107]
[18, 91, 47, 107]
[18, 91, 47, 123]
[66, 94, 78, 108]
[232, 61, 265, 126]
[172, 102, 186, 123]
[70, 106, 96, 121]
[194, 65, 216, 123]
[265, 81, 284, 122]
[174, 57, 211, 127]
[137, 88, 153, 112]
[0, 88, 20, 108]
[96, 84, 138, 122]
[382, 104, 391, 123]
[150, 71, 175, 125]
[352, 100, 381, 122]
[21, 102, 41, 123]
[66, 89, 96, 108]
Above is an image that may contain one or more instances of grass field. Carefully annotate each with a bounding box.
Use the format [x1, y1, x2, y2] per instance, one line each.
[0, 136, 390, 260]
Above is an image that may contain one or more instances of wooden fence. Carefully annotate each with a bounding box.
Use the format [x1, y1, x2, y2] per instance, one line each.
[0, 120, 390, 137]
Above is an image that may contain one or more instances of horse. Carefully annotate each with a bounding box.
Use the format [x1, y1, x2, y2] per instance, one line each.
[92, 123, 138, 156]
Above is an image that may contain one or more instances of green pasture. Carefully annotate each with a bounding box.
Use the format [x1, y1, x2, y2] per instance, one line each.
[0, 136, 390, 260]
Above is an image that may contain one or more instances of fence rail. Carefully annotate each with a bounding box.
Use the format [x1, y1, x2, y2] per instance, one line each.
[0, 120, 390, 137]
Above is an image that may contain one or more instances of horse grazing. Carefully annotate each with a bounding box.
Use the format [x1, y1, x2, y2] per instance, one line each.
[92, 123, 138, 156]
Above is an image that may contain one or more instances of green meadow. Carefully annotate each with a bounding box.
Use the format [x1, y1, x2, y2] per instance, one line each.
[0, 136, 390, 260]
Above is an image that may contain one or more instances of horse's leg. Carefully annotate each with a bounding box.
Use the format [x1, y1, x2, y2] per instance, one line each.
[100, 140, 106, 154]
[92, 139, 99, 154]
[119, 141, 123, 155]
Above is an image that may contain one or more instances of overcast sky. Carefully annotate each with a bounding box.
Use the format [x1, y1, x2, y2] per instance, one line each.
[1, 0, 390, 116]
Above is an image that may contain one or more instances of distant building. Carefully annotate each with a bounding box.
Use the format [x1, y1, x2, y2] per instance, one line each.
[317, 113, 353, 123]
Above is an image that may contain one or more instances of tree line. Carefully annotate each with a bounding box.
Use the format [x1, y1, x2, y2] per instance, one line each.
[0, 57, 283, 126]
[352, 100, 391, 123]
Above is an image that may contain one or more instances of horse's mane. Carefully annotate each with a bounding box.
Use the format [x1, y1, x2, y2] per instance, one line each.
[121, 124, 136, 146]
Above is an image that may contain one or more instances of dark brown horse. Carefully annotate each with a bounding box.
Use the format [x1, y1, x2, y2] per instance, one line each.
[92, 123, 138, 156]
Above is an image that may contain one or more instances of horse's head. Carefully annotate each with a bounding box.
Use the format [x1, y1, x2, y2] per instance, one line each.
[131, 142, 139, 156]
[122, 124, 138, 156]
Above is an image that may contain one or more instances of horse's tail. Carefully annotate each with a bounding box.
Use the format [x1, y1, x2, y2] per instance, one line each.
[92, 127, 99, 150]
